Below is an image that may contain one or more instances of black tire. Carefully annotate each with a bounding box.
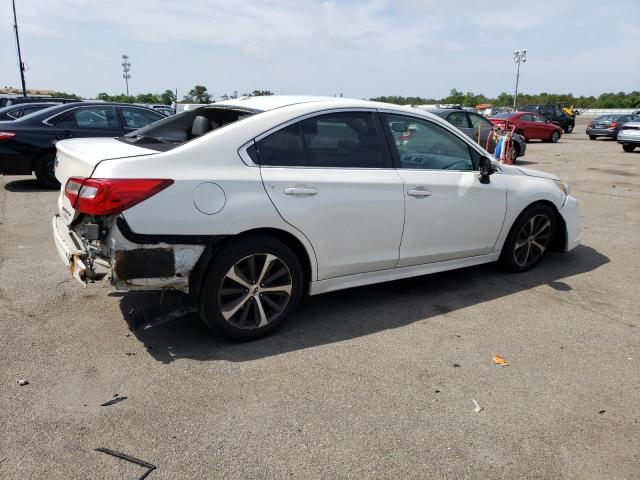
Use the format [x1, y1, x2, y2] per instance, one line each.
[589, 135, 596, 140]
[199, 235, 304, 341]
[34, 152, 60, 189]
[550, 131, 560, 143]
[565, 124, 574, 134]
[622, 144, 636, 153]
[508, 144, 518, 164]
[499, 204, 557, 273]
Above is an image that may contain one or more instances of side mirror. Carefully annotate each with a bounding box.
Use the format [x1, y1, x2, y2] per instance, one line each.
[478, 156, 496, 184]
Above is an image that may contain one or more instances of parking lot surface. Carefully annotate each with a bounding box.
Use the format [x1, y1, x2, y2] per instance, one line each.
[1, 116, 639, 479]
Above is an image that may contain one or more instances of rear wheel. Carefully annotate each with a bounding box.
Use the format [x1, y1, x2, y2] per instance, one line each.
[34, 152, 60, 189]
[550, 131, 560, 143]
[500, 204, 557, 273]
[199, 235, 303, 341]
[508, 144, 518, 164]
[622, 144, 636, 153]
[565, 124, 574, 134]
[589, 135, 596, 140]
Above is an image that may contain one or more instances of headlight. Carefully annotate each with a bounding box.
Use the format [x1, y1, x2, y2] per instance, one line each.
[553, 179, 570, 196]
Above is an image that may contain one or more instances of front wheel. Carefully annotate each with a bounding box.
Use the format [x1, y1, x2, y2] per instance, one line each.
[565, 124, 574, 134]
[499, 204, 557, 273]
[622, 144, 636, 153]
[550, 131, 560, 143]
[199, 235, 304, 341]
[34, 153, 60, 189]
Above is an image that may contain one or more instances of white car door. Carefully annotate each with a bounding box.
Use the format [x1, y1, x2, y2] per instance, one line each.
[381, 112, 507, 267]
[256, 110, 405, 280]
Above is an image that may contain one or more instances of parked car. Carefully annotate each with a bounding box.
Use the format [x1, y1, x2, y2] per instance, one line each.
[431, 108, 527, 163]
[490, 112, 563, 143]
[521, 104, 575, 133]
[586, 114, 640, 140]
[149, 105, 175, 116]
[52, 96, 581, 341]
[0, 96, 80, 108]
[0, 102, 60, 121]
[0, 102, 164, 187]
[617, 121, 640, 152]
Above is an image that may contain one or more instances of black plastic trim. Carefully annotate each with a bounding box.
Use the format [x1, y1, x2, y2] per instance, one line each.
[117, 217, 227, 245]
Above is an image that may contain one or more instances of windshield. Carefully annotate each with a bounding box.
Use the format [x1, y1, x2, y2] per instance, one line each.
[119, 105, 259, 151]
[492, 113, 514, 119]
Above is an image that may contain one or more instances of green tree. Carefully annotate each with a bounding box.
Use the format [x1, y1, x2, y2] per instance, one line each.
[185, 85, 212, 103]
[159, 89, 176, 105]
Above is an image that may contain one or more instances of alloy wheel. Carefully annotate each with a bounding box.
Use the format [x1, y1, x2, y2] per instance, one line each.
[513, 214, 552, 267]
[217, 253, 292, 329]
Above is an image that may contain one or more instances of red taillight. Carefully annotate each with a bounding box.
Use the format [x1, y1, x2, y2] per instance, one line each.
[65, 177, 173, 215]
[587, 121, 593, 128]
[0, 131, 16, 141]
[609, 122, 619, 129]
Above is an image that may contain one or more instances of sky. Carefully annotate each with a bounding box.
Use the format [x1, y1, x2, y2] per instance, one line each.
[1, 0, 639, 100]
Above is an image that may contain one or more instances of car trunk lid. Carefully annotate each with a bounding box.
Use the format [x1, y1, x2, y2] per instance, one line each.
[55, 137, 158, 224]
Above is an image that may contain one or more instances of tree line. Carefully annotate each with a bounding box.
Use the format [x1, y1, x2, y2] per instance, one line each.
[46, 87, 639, 108]
[371, 89, 640, 109]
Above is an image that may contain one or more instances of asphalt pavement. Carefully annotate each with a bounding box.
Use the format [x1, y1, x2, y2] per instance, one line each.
[1, 116, 639, 479]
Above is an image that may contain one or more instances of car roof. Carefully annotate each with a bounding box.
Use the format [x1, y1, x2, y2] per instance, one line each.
[217, 95, 394, 112]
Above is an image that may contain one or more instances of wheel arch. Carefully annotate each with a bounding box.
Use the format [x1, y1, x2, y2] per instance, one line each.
[30, 147, 56, 172]
[499, 199, 567, 253]
[189, 227, 316, 305]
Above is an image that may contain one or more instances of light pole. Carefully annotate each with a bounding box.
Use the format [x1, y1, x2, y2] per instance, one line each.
[12, 0, 27, 96]
[121, 54, 131, 96]
[513, 48, 527, 109]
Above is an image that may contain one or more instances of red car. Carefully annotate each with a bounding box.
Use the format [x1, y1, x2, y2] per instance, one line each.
[490, 111, 563, 143]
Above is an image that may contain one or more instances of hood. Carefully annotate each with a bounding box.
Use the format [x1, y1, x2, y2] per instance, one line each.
[515, 166, 560, 181]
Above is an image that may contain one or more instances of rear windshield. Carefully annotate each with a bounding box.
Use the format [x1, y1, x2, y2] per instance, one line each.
[492, 113, 514, 119]
[595, 115, 619, 122]
[119, 105, 259, 151]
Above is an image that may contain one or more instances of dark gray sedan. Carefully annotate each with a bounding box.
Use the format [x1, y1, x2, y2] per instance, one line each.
[586, 114, 640, 140]
[430, 109, 526, 163]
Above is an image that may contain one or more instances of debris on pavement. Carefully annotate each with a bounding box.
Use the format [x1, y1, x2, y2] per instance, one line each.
[95, 447, 156, 480]
[452, 363, 461, 368]
[472, 399, 483, 413]
[17, 379, 29, 386]
[100, 396, 127, 407]
[492, 355, 509, 367]
[598, 410, 606, 414]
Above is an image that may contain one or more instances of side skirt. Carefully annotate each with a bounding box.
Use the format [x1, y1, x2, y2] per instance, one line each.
[308, 252, 500, 296]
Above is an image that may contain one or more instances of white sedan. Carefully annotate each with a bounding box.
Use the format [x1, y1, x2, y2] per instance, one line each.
[52, 96, 581, 340]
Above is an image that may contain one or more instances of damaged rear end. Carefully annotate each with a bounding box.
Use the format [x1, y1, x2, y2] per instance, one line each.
[52, 139, 203, 291]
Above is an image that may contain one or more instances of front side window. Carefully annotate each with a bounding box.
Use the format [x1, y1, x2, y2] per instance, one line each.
[120, 107, 163, 129]
[533, 114, 547, 123]
[384, 114, 473, 171]
[520, 114, 533, 122]
[256, 111, 386, 168]
[54, 106, 118, 129]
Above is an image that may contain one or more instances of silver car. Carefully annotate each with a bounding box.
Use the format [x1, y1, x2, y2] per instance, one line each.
[617, 121, 640, 152]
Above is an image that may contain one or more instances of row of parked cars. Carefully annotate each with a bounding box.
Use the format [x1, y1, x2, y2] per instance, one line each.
[586, 111, 640, 152]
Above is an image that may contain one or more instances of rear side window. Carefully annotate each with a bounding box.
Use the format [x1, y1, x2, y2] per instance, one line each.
[468, 113, 492, 129]
[447, 112, 469, 128]
[53, 106, 119, 129]
[120, 107, 163, 129]
[520, 114, 533, 122]
[256, 111, 387, 168]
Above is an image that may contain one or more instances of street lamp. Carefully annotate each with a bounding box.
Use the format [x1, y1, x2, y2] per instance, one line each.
[121, 54, 131, 96]
[513, 48, 527, 109]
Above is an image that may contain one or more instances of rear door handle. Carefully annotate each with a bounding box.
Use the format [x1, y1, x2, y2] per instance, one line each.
[407, 188, 432, 197]
[284, 187, 318, 196]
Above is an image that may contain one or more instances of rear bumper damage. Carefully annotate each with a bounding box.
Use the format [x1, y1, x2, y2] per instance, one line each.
[52, 214, 204, 291]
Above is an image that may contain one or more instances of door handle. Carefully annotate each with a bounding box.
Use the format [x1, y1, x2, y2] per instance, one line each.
[407, 188, 432, 197]
[284, 187, 318, 196]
